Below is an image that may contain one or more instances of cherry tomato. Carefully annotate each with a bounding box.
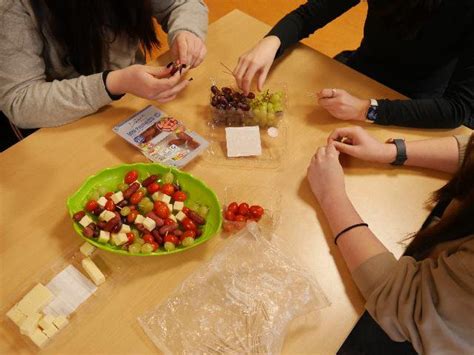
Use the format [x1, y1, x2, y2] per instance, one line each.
[127, 210, 138, 223]
[250, 205, 264, 218]
[182, 207, 191, 216]
[223, 221, 235, 233]
[181, 217, 197, 231]
[151, 242, 159, 251]
[161, 183, 175, 196]
[238, 203, 249, 216]
[181, 230, 196, 241]
[164, 234, 179, 245]
[124, 170, 139, 184]
[227, 202, 238, 214]
[147, 182, 161, 194]
[143, 234, 154, 244]
[85, 200, 99, 212]
[126, 232, 135, 244]
[105, 199, 116, 211]
[164, 218, 175, 226]
[154, 201, 170, 219]
[234, 214, 246, 222]
[105, 192, 114, 200]
[172, 191, 187, 202]
[224, 210, 235, 221]
[130, 191, 144, 205]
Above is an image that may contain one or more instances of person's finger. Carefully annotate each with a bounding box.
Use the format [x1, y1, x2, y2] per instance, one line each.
[177, 37, 188, 65]
[186, 36, 196, 67]
[144, 65, 173, 79]
[332, 141, 358, 156]
[193, 44, 207, 68]
[317, 146, 327, 156]
[154, 79, 190, 100]
[155, 94, 177, 104]
[241, 64, 259, 95]
[326, 143, 340, 157]
[327, 127, 359, 143]
[317, 88, 335, 99]
[233, 57, 249, 89]
[257, 65, 271, 91]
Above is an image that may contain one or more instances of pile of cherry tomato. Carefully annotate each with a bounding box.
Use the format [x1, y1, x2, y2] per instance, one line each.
[222, 201, 264, 233]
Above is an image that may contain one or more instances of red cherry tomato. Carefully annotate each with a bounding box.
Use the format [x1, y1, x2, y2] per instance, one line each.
[147, 182, 161, 194]
[172, 191, 187, 202]
[154, 201, 170, 219]
[85, 200, 99, 212]
[161, 183, 175, 196]
[151, 242, 159, 251]
[130, 191, 144, 205]
[105, 192, 114, 200]
[124, 170, 139, 184]
[224, 210, 235, 221]
[143, 234, 154, 244]
[182, 217, 197, 231]
[181, 230, 196, 241]
[222, 221, 236, 233]
[127, 210, 138, 223]
[126, 233, 135, 244]
[234, 214, 246, 222]
[182, 207, 191, 216]
[238, 203, 249, 216]
[164, 234, 179, 245]
[164, 218, 175, 226]
[105, 199, 116, 211]
[227, 202, 238, 214]
[250, 205, 264, 218]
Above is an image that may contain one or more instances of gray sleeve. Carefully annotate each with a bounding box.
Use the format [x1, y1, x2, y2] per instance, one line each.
[151, 0, 208, 45]
[0, 1, 112, 129]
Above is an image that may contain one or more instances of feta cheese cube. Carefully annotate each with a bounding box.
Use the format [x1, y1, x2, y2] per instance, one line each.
[79, 215, 93, 228]
[20, 312, 42, 336]
[135, 214, 146, 224]
[42, 324, 58, 338]
[143, 217, 156, 232]
[111, 232, 128, 246]
[29, 328, 49, 348]
[173, 201, 184, 211]
[159, 193, 172, 204]
[175, 211, 187, 222]
[119, 224, 131, 233]
[53, 316, 69, 330]
[99, 210, 115, 222]
[98, 230, 110, 244]
[38, 314, 55, 330]
[167, 204, 173, 213]
[110, 191, 124, 204]
[97, 196, 108, 207]
[7, 305, 27, 327]
[151, 192, 161, 201]
[168, 214, 177, 222]
[81, 258, 105, 286]
[17, 284, 54, 316]
[79, 242, 96, 257]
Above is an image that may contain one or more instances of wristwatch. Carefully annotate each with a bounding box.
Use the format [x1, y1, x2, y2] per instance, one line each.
[386, 138, 407, 166]
[366, 99, 378, 122]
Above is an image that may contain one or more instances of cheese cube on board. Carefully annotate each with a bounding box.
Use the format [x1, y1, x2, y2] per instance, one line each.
[38, 314, 55, 330]
[17, 284, 54, 316]
[81, 258, 105, 286]
[79, 242, 96, 257]
[29, 328, 49, 348]
[53, 315, 69, 330]
[6, 306, 27, 327]
[42, 324, 58, 338]
[20, 312, 42, 336]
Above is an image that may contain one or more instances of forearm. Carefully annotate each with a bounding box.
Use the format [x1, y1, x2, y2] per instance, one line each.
[319, 192, 388, 272]
[403, 137, 460, 173]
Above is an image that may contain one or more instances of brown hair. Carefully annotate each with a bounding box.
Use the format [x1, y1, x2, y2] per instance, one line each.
[405, 135, 474, 259]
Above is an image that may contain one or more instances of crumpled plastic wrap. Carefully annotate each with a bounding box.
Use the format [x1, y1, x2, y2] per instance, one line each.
[138, 223, 329, 354]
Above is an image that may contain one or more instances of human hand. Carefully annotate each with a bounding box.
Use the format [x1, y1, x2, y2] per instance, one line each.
[317, 88, 370, 121]
[307, 143, 346, 205]
[233, 36, 281, 95]
[106, 64, 190, 103]
[327, 126, 396, 164]
[171, 31, 207, 68]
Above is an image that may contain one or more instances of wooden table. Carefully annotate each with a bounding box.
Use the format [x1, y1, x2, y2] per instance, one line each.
[0, 10, 470, 354]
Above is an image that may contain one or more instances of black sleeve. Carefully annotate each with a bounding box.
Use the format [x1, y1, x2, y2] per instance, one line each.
[375, 32, 474, 129]
[266, 0, 360, 57]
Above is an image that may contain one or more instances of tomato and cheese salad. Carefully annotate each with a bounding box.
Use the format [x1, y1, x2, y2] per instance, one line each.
[72, 170, 209, 254]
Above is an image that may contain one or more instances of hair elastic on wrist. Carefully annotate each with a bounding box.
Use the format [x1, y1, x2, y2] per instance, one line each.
[334, 223, 369, 246]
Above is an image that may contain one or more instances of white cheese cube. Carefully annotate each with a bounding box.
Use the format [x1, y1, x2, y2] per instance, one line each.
[135, 214, 146, 224]
[161, 194, 172, 204]
[111, 233, 128, 246]
[175, 211, 187, 222]
[17, 284, 54, 316]
[79, 215, 93, 228]
[29, 328, 49, 348]
[168, 214, 177, 222]
[7, 305, 27, 327]
[167, 204, 173, 213]
[38, 314, 55, 330]
[99, 210, 115, 222]
[151, 192, 161, 201]
[98, 230, 110, 244]
[79, 242, 96, 257]
[143, 217, 156, 232]
[20, 313, 42, 336]
[42, 324, 58, 338]
[81, 258, 105, 286]
[173, 201, 184, 211]
[119, 224, 131, 234]
[52, 316, 69, 330]
[111, 191, 124, 204]
[97, 196, 108, 207]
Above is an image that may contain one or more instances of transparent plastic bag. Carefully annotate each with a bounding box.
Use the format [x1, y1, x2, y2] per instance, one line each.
[138, 223, 329, 354]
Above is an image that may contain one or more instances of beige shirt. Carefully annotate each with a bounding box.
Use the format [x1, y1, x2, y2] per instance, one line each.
[352, 135, 474, 354]
[0, 0, 208, 128]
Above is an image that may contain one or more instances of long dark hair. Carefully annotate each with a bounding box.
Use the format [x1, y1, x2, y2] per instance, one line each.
[372, 0, 443, 39]
[405, 135, 474, 258]
[30, 0, 160, 75]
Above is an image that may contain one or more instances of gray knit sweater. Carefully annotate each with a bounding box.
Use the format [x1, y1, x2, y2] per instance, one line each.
[0, 0, 208, 128]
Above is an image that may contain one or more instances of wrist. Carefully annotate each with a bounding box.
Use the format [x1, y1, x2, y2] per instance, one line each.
[379, 143, 398, 164]
[263, 35, 281, 51]
[318, 188, 349, 210]
[357, 99, 371, 121]
[106, 69, 125, 96]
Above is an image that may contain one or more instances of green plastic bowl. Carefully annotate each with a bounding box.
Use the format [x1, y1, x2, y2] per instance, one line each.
[67, 163, 222, 256]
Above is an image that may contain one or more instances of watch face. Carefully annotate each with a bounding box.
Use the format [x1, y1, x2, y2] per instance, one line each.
[367, 106, 378, 121]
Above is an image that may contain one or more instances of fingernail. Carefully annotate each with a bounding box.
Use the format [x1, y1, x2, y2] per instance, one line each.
[188, 78, 193, 82]
[166, 62, 173, 68]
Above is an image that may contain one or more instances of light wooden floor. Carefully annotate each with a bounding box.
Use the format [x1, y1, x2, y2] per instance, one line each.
[154, 1, 367, 59]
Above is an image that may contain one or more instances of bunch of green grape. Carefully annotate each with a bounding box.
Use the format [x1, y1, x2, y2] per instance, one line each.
[247, 90, 285, 128]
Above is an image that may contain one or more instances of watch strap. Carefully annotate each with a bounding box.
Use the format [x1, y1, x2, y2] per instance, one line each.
[389, 139, 407, 166]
